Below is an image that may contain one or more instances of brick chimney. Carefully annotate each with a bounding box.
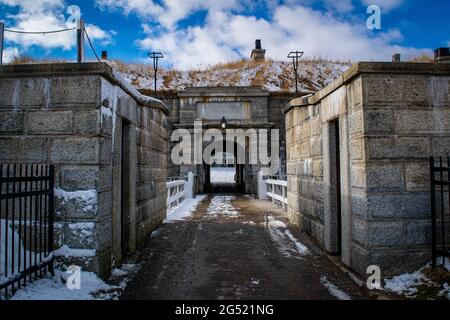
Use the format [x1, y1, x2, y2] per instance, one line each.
[434, 47, 450, 63]
[251, 39, 266, 62]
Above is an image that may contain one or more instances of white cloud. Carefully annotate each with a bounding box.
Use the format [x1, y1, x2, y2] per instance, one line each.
[361, 0, 406, 12]
[97, 0, 241, 29]
[0, 0, 64, 13]
[1, 0, 114, 52]
[137, 4, 430, 70]
[2, 47, 20, 63]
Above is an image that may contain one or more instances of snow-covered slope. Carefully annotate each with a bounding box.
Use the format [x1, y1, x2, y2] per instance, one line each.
[110, 59, 351, 93]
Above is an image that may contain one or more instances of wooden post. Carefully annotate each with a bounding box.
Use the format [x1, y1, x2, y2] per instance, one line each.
[77, 19, 85, 63]
[0, 22, 4, 66]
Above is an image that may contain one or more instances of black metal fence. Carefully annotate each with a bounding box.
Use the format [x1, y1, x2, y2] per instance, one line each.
[430, 156, 450, 267]
[0, 164, 54, 299]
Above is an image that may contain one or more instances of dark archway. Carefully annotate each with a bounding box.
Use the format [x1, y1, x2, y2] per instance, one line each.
[203, 141, 245, 194]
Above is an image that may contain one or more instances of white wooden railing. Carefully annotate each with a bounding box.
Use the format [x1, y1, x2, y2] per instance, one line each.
[166, 172, 195, 214]
[257, 171, 288, 211]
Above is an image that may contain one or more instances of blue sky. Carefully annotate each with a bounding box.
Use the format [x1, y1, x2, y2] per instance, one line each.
[1, 0, 449, 69]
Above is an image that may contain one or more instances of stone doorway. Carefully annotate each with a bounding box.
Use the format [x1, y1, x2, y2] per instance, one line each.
[203, 141, 245, 194]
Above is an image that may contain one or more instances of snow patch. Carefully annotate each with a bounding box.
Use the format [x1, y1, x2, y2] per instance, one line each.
[207, 196, 239, 218]
[165, 195, 207, 223]
[54, 245, 96, 258]
[383, 258, 450, 298]
[10, 269, 118, 300]
[267, 216, 310, 258]
[55, 188, 98, 214]
[320, 276, 351, 300]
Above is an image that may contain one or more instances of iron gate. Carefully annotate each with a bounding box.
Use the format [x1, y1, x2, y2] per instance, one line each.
[0, 164, 54, 299]
[430, 156, 450, 267]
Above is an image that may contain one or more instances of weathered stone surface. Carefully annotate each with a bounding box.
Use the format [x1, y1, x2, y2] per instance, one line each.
[299, 179, 323, 200]
[367, 193, 430, 219]
[369, 250, 431, 277]
[350, 243, 369, 276]
[405, 163, 430, 192]
[0, 111, 24, 133]
[431, 137, 450, 156]
[366, 165, 403, 192]
[61, 165, 99, 191]
[368, 222, 403, 247]
[310, 136, 322, 157]
[349, 110, 363, 135]
[352, 219, 368, 246]
[55, 190, 98, 220]
[0, 137, 47, 161]
[0, 78, 46, 107]
[99, 165, 113, 192]
[27, 111, 73, 134]
[365, 75, 428, 105]
[350, 138, 364, 160]
[75, 110, 100, 134]
[50, 77, 100, 105]
[405, 221, 431, 246]
[351, 194, 368, 219]
[99, 138, 113, 164]
[396, 109, 450, 133]
[97, 217, 113, 248]
[97, 191, 113, 221]
[64, 222, 97, 249]
[50, 138, 99, 162]
[100, 107, 113, 136]
[364, 109, 394, 134]
[350, 164, 365, 189]
[367, 137, 430, 159]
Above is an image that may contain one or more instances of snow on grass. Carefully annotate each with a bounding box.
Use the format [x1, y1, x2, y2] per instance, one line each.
[10, 270, 118, 300]
[320, 276, 351, 300]
[210, 167, 236, 184]
[10, 263, 140, 300]
[383, 258, 450, 299]
[267, 216, 310, 258]
[165, 195, 207, 223]
[1, 219, 25, 278]
[0, 220, 48, 284]
[207, 196, 239, 218]
[110, 59, 351, 93]
[383, 270, 424, 296]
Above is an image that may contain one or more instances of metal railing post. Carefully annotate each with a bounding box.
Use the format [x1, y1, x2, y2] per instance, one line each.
[430, 157, 436, 267]
[77, 19, 85, 63]
[48, 165, 55, 275]
[0, 22, 4, 66]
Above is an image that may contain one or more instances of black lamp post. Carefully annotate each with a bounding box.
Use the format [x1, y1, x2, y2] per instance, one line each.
[148, 51, 164, 98]
[288, 51, 304, 95]
[221, 117, 227, 130]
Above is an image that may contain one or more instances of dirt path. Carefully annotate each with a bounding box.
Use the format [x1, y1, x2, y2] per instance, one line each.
[121, 195, 372, 300]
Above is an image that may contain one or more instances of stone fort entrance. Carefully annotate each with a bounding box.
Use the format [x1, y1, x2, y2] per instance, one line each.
[160, 86, 295, 195]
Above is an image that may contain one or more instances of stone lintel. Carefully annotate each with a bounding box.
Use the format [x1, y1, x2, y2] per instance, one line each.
[178, 86, 270, 97]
